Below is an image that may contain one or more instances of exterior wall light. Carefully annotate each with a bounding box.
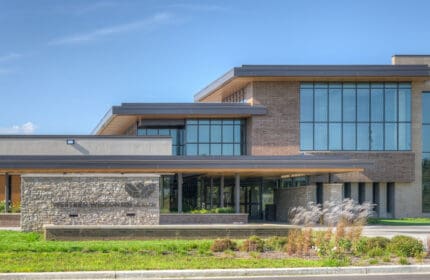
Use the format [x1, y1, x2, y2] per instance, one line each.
[66, 139, 75, 145]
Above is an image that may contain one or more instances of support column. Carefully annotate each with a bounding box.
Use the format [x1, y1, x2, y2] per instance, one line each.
[220, 175, 224, 208]
[177, 173, 183, 213]
[235, 173, 240, 213]
[4, 173, 10, 213]
[209, 177, 213, 209]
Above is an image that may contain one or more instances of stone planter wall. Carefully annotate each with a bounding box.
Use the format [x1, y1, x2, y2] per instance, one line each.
[21, 174, 160, 231]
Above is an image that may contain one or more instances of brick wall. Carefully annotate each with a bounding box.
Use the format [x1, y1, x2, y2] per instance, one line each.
[248, 81, 300, 155]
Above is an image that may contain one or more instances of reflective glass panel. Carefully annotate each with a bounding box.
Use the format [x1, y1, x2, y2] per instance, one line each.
[187, 125, 198, 142]
[222, 125, 234, 142]
[385, 88, 397, 122]
[385, 123, 397, 150]
[314, 123, 328, 150]
[329, 88, 342, 122]
[357, 123, 370, 150]
[300, 89, 313, 122]
[343, 123, 356, 150]
[300, 123, 313, 150]
[371, 88, 384, 122]
[370, 123, 383, 150]
[398, 88, 411, 122]
[343, 89, 356, 122]
[329, 123, 341, 150]
[357, 89, 370, 122]
[398, 123, 411, 150]
[210, 125, 222, 142]
[315, 88, 328, 121]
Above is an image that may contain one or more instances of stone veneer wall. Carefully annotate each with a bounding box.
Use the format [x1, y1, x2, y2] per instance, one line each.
[274, 185, 316, 223]
[21, 174, 159, 231]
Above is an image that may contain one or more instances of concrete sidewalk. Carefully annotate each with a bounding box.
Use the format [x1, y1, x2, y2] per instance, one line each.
[1, 265, 430, 279]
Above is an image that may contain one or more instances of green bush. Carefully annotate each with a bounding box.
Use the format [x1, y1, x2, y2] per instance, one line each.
[0, 201, 4, 212]
[388, 235, 424, 257]
[241, 236, 265, 252]
[367, 247, 384, 258]
[366, 237, 390, 250]
[213, 207, 234, 213]
[190, 207, 235, 214]
[265, 236, 288, 251]
[210, 239, 237, 252]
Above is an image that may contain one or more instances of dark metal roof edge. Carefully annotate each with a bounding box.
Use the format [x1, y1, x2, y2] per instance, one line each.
[392, 54, 430, 57]
[0, 155, 374, 169]
[193, 64, 430, 101]
[110, 103, 267, 116]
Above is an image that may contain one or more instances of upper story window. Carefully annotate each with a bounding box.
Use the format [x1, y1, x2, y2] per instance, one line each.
[300, 82, 411, 151]
[185, 119, 245, 156]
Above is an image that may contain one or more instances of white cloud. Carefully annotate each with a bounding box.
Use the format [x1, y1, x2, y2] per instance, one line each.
[49, 12, 173, 45]
[0, 53, 22, 63]
[0, 122, 37, 134]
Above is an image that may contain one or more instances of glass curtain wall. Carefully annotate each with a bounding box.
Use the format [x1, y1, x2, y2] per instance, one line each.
[300, 82, 411, 151]
[423, 92, 430, 212]
[185, 119, 245, 156]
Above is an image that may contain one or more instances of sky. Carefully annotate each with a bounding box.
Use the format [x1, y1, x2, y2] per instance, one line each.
[0, 0, 429, 134]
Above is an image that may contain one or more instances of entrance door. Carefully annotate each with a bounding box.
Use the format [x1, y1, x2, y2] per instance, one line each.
[240, 183, 262, 220]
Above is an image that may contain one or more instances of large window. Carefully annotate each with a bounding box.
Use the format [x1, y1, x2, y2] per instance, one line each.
[185, 119, 245, 156]
[300, 82, 411, 151]
[423, 92, 430, 212]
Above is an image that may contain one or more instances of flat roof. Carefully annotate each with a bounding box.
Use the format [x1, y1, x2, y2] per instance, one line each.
[194, 64, 430, 101]
[0, 154, 371, 176]
[93, 103, 267, 135]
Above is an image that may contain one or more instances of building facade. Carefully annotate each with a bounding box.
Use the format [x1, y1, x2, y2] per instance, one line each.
[1, 54, 430, 230]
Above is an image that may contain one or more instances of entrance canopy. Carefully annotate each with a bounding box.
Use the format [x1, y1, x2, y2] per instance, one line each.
[0, 154, 372, 176]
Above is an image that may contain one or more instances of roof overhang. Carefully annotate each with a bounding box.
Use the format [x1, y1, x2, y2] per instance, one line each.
[93, 103, 267, 135]
[194, 64, 430, 102]
[0, 155, 372, 176]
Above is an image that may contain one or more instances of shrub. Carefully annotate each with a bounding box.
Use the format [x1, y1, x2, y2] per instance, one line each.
[388, 235, 424, 257]
[241, 236, 264, 252]
[367, 247, 385, 258]
[213, 207, 234, 213]
[210, 239, 237, 252]
[366, 236, 391, 250]
[265, 236, 288, 251]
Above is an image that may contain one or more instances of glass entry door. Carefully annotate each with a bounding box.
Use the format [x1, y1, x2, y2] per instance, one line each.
[240, 181, 262, 220]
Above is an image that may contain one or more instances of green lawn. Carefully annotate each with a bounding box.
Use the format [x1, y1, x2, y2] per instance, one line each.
[0, 230, 326, 272]
[368, 217, 430, 226]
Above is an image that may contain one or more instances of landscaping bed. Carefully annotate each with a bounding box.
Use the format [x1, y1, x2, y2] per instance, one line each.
[0, 229, 429, 272]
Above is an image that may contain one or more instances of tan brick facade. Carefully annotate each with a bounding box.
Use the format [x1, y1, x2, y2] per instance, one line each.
[248, 81, 300, 155]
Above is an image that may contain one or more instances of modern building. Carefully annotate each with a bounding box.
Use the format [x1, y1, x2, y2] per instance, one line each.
[1, 54, 430, 231]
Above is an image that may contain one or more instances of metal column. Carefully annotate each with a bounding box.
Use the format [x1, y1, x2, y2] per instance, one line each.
[220, 175, 224, 208]
[177, 173, 183, 213]
[4, 174, 11, 213]
[234, 173, 240, 213]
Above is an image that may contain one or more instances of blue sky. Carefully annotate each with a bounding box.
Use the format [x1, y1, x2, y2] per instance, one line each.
[0, 0, 429, 134]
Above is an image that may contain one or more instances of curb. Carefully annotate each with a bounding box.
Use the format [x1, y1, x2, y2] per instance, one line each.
[2, 265, 430, 279]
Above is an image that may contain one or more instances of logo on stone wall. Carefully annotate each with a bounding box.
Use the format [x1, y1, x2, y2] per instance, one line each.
[125, 182, 156, 198]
